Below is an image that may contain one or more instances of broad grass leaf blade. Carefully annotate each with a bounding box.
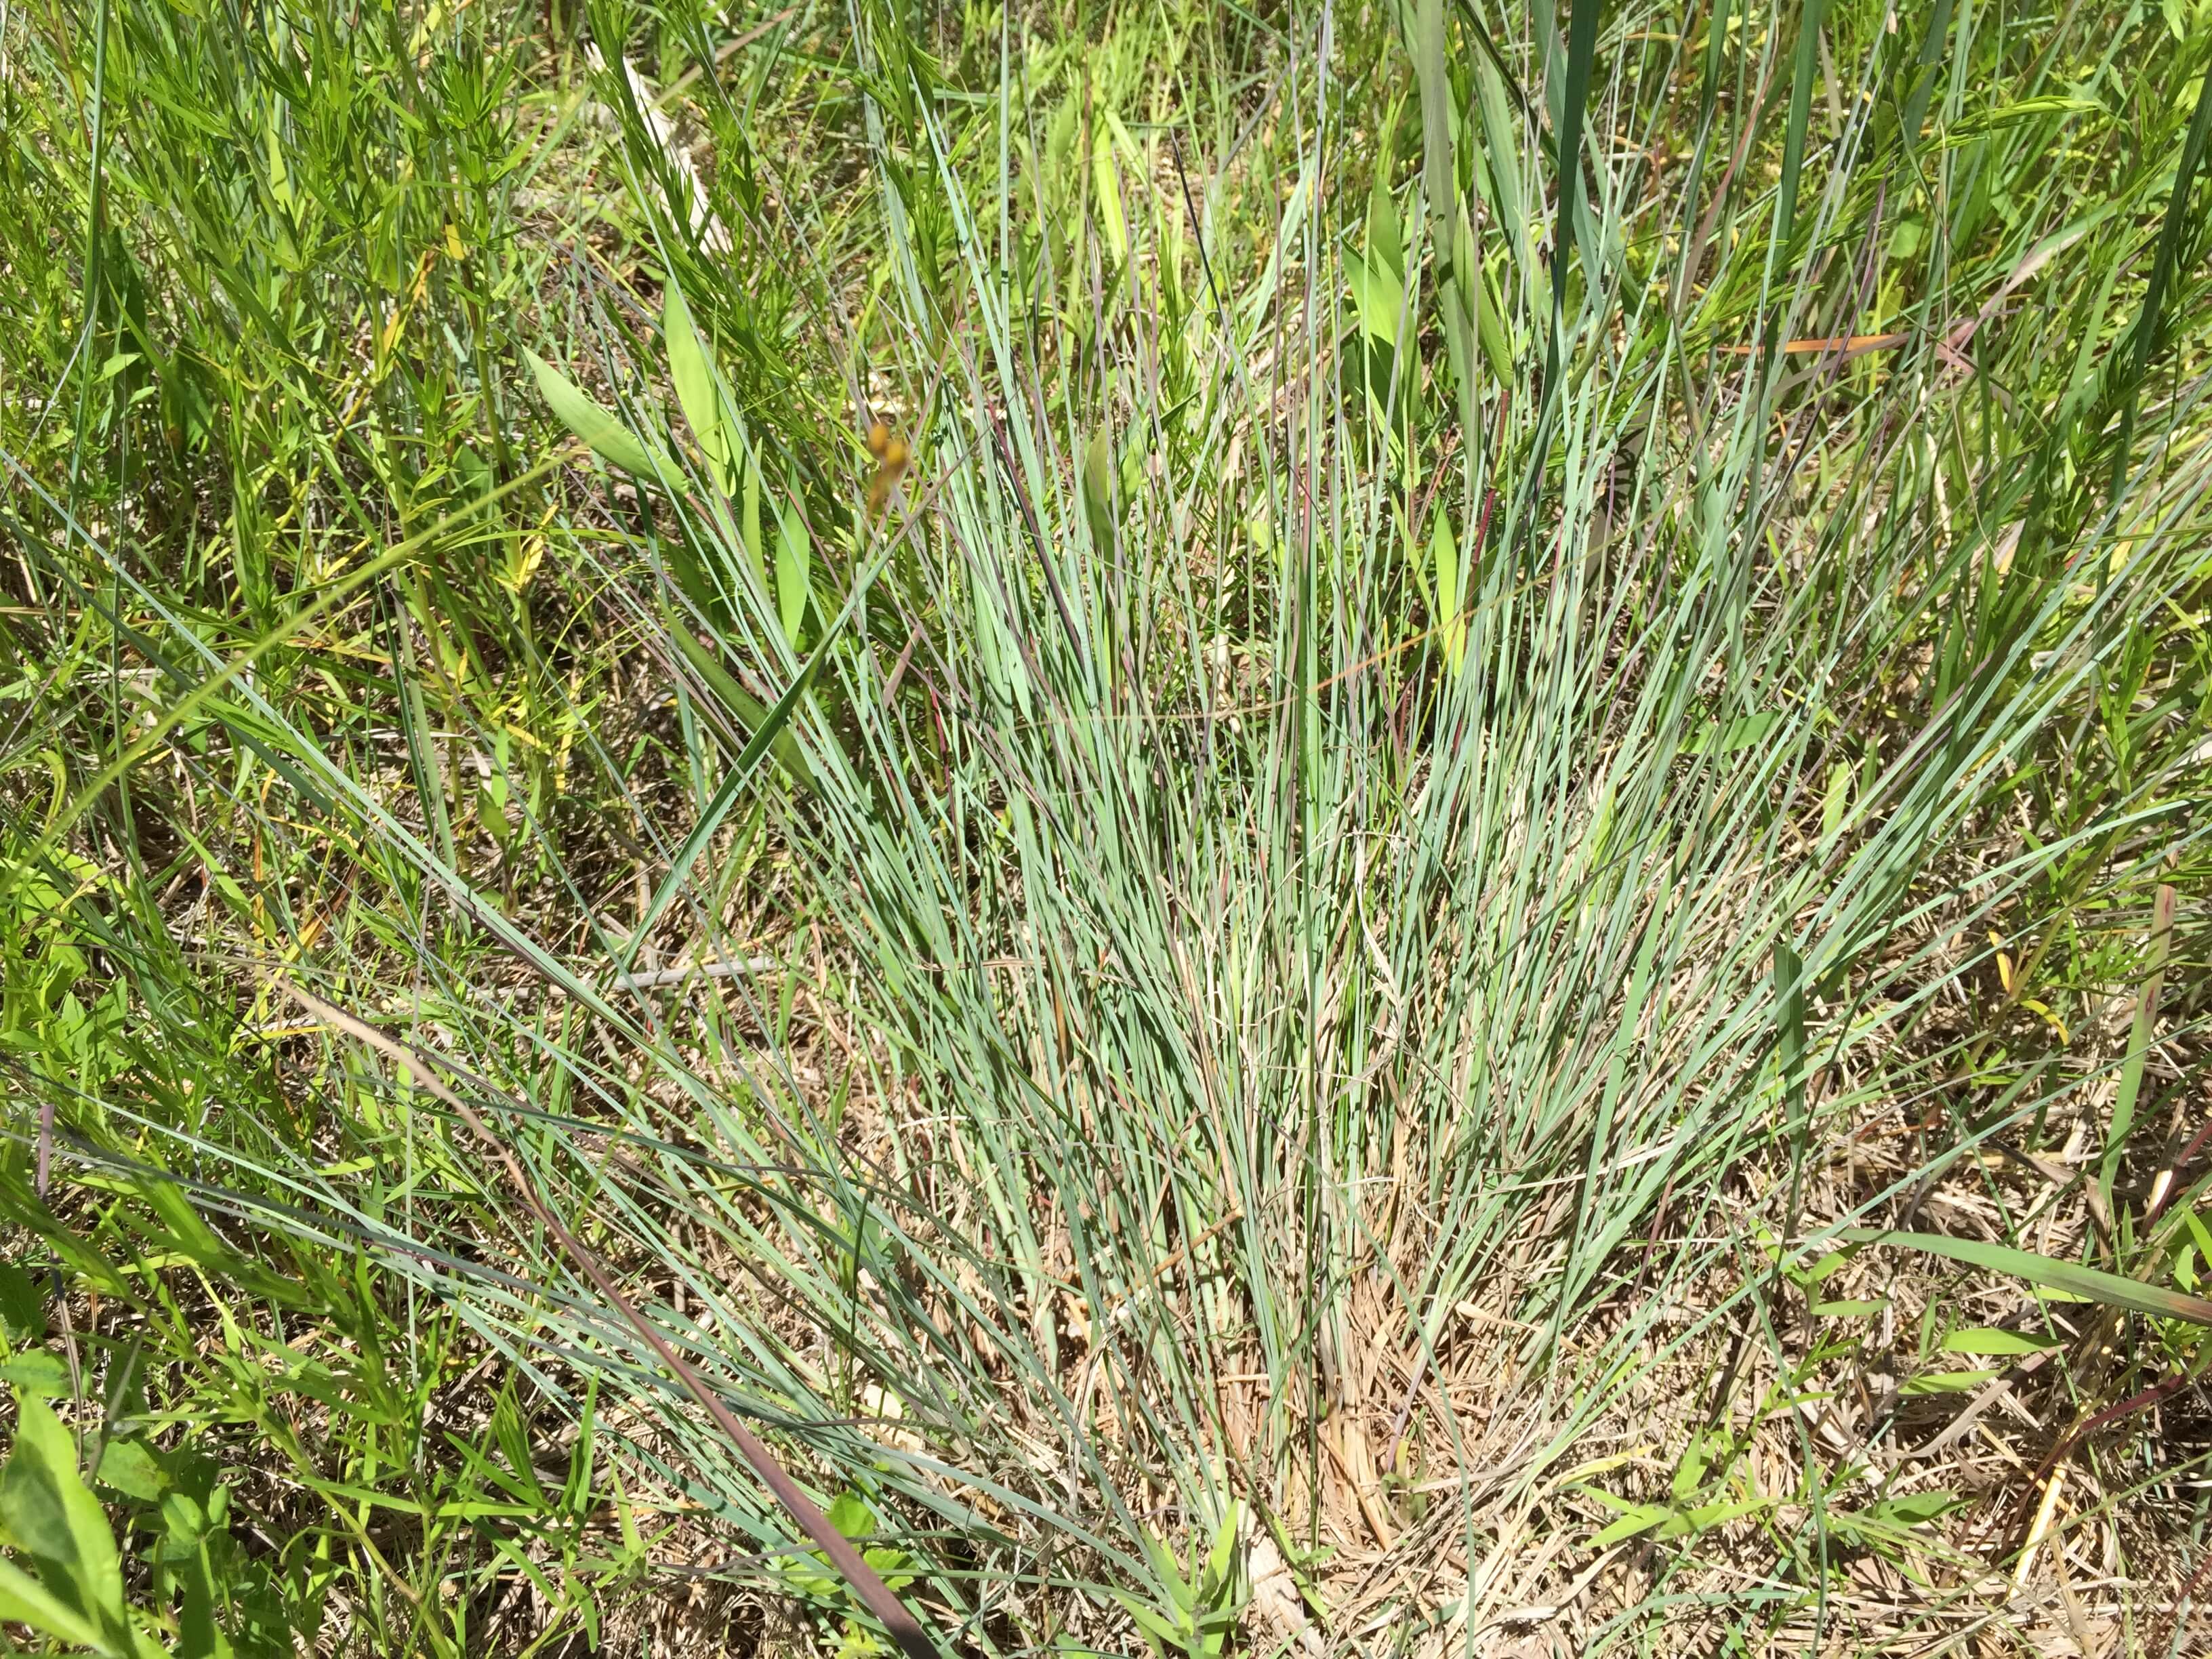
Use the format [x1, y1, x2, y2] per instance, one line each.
[663, 284, 735, 477]
[1589, 1503, 1672, 1547]
[525, 348, 670, 480]
[1414, 0, 1452, 233]
[623, 658, 821, 966]
[1083, 428, 1116, 554]
[1943, 1328, 2060, 1355]
[1898, 0, 1959, 141]
[660, 605, 815, 787]
[1845, 1230, 2212, 1326]
[775, 501, 811, 646]
[1092, 124, 1127, 264]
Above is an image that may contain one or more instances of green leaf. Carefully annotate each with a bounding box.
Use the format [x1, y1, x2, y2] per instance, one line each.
[1954, 96, 2107, 134]
[0, 1352, 70, 1397]
[1084, 428, 1118, 555]
[861, 1544, 914, 1593]
[0, 1556, 112, 1654]
[1431, 515, 1466, 671]
[1475, 258, 1513, 384]
[1204, 1501, 1240, 1592]
[1662, 1497, 1769, 1538]
[775, 500, 811, 648]
[1431, 514, 1458, 620]
[2104, 885, 2175, 1204]
[159, 1491, 208, 1544]
[1830, 1490, 1961, 1552]
[1412, 0, 1453, 239]
[1811, 1299, 1886, 1317]
[0, 1395, 128, 1640]
[1874, 1490, 1960, 1523]
[825, 1491, 873, 1540]
[1775, 939, 1806, 1122]
[0, 1263, 45, 1343]
[1092, 124, 1128, 264]
[659, 608, 819, 792]
[1843, 1229, 2212, 1326]
[1941, 1326, 2062, 1356]
[1589, 1502, 1672, 1547]
[663, 284, 736, 480]
[1671, 1435, 1708, 1502]
[170, 1522, 236, 1659]
[524, 349, 671, 480]
[1345, 250, 1405, 347]
[1685, 712, 1779, 755]
[1551, 0, 1605, 306]
[1151, 1542, 1194, 1614]
[1365, 171, 1404, 281]
[95, 1440, 169, 1504]
[1116, 1593, 1187, 1650]
[1773, 0, 1828, 255]
[1901, 1367, 2000, 1395]
[1784, 1249, 1855, 1288]
[2108, 64, 2212, 498]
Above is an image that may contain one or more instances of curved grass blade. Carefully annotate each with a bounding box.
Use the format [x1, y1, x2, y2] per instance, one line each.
[1844, 1230, 2212, 1327]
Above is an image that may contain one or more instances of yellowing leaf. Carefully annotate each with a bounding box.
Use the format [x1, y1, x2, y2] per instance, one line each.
[1552, 1446, 1651, 1489]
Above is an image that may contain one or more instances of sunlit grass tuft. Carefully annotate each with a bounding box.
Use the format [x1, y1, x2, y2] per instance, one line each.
[1, 0, 2208, 1653]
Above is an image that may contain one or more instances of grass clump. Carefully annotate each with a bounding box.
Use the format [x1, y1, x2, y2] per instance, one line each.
[2, 0, 2209, 1654]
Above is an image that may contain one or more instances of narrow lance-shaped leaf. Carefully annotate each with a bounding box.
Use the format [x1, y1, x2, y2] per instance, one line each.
[775, 494, 811, 648]
[1083, 427, 1118, 556]
[663, 283, 738, 485]
[525, 348, 674, 480]
[1092, 122, 1128, 265]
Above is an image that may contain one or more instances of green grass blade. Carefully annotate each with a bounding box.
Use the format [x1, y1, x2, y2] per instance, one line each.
[1845, 1230, 2212, 1326]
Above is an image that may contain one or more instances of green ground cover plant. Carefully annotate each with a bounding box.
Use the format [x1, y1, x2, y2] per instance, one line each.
[1, 0, 2209, 1652]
